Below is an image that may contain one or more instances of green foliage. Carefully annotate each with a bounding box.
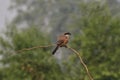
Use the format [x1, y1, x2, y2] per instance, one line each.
[0, 26, 63, 80]
[0, 0, 120, 80]
[71, 2, 120, 80]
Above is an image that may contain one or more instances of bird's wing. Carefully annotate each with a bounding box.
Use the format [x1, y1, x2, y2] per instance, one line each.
[57, 35, 66, 45]
[57, 40, 64, 45]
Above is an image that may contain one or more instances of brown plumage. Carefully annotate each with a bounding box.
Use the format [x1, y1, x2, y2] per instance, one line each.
[52, 32, 71, 55]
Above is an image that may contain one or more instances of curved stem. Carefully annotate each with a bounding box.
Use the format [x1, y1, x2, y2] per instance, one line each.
[16, 44, 55, 53]
[67, 45, 93, 80]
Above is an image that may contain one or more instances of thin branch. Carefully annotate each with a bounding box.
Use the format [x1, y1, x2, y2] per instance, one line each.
[16, 44, 55, 53]
[16, 44, 93, 80]
[67, 45, 93, 80]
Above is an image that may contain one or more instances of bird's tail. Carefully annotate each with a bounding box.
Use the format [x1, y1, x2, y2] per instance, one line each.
[52, 45, 59, 55]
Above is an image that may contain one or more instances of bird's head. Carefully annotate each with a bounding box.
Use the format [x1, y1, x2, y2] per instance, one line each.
[64, 32, 71, 38]
[64, 32, 71, 35]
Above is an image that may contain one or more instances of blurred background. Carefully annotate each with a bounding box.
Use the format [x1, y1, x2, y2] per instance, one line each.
[0, 0, 120, 80]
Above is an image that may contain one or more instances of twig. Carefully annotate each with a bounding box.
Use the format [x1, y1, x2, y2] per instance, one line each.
[67, 45, 93, 80]
[16, 44, 55, 53]
[16, 44, 93, 80]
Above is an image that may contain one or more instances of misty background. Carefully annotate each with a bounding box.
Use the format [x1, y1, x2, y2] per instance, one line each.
[0, 0, 120, 32]
[0, 0, 120, 80]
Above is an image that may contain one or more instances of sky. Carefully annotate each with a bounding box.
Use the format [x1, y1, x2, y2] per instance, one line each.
[0, 0, 16, 32]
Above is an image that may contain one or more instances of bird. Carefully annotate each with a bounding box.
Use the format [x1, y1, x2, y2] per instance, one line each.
[52, 32, 71, 55]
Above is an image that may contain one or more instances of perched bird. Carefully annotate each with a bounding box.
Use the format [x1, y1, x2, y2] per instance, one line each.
[52, 32, 71, 55]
